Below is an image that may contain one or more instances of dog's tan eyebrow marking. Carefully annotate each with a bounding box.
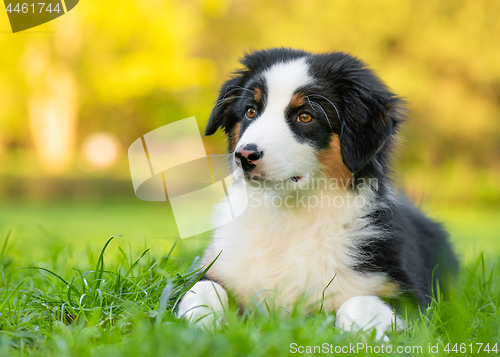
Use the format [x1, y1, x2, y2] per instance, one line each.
[254, 87, 262, 102]
[290, 92, 306, 107]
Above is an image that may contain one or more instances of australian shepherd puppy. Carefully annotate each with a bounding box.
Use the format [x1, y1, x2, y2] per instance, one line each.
[178, 48, 457, 339]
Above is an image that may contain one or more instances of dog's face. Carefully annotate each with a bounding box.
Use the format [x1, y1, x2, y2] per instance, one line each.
[206, 49, 403, 188]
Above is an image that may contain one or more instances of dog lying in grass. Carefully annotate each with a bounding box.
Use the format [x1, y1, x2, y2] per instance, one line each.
[177, 48, 458, 340]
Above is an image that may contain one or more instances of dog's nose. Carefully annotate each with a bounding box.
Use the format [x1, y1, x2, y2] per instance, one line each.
[234, 144, 263, 172]
[235, 144, 263, 162]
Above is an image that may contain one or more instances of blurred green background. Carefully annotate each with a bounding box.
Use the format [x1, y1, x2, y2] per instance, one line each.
[0, 0, 499, 261]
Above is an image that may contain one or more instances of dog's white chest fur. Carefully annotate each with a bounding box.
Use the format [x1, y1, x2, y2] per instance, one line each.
[203, 185, 390, 312]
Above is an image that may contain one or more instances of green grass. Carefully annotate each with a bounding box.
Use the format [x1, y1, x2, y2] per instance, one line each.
[0, 202, 499, 356]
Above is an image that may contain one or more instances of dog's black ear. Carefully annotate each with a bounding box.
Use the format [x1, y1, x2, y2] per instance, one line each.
[339, 78, 403, 174]
[205, 73, 247, 136]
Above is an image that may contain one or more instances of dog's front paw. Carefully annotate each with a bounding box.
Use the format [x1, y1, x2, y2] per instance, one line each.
[335, 296, 403, 341]
[177, 280, 228, 331]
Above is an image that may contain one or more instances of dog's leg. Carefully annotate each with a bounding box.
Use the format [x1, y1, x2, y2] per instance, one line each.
[335, 296, 403, 341]
[177, 280, 228, 330]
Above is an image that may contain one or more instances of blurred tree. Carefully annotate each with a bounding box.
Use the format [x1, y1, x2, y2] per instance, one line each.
[24, 14, 80, 173]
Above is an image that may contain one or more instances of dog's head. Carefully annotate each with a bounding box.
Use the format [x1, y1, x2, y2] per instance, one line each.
[206, 48, 404, 188]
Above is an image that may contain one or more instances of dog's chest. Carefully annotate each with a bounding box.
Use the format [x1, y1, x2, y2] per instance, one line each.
[204, 201, 388, 312]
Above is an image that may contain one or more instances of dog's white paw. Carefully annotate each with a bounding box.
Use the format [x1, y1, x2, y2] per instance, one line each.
[177, 280, 228, 331]
[335, 296, 403, 341]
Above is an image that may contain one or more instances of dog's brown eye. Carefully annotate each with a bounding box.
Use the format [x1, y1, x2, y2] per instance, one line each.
[246, 108, 256, 118]
[297, 113, 313, 123]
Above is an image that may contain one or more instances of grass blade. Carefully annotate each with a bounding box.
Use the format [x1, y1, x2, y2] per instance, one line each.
[0, 229, 12, 263]
[125, 248, 150, 277]
[94, 235, 120, 291]
[171, 250, 222, 313]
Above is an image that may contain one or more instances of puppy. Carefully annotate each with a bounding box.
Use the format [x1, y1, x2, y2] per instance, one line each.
[177, 48, 457, 339]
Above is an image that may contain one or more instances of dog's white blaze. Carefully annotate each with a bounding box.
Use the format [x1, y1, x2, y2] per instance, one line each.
[264, 57, 311, 109]
[236, 58, 318, 180]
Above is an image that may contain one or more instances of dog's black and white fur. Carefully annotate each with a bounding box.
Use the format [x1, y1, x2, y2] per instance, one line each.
[177, 48, 457, 339]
